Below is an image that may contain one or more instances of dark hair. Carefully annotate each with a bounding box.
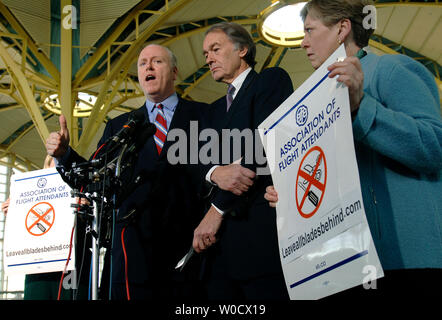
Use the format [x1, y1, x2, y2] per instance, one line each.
[205, 22, 257, 68]
[300, 0, 375, 48]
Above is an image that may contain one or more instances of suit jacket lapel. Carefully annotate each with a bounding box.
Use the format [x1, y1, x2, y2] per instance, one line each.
[221, 69, 257, 129]
[137, 104, 160, 160]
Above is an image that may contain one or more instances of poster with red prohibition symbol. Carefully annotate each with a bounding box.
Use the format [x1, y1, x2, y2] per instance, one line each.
[258, 45, 383, 299]
[3, 167, 75, 275]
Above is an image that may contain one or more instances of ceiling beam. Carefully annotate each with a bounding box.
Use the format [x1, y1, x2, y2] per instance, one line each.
[0, 103, 21, 112]
[72, 0, 156, 89]
[108, 91, 144, 113]
[178, 66, 211, 99]
[369, 36, 441, 83]
[261, 46, 287, 71]
[0, 149, 40, 171]
[115, 16, 259, 68]
[150, 16, 259, 99]
[0, 42, 49, 143]
[0, 33, 58, 90]
[369, 38, 442, 105]
[375, 1, 441, 8]
[75, 0, 194, 155]
[160, 17, 258, 47]
[0, 112, 54, 153]
[0, 1, 60, 82]
[78, 16, 260, 104]
[60, 0, 74, 142]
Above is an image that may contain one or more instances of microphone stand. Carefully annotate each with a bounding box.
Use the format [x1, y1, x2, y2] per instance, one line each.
[62, 121, 155, 300]
[91, 191, 100, 300]
[115, 143, 128, 179]
[90, 143, 128, 300]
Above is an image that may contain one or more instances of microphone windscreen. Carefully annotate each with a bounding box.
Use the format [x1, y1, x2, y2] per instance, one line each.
[128, 108, 146, 124]
[133, 122, 157, 149]
[140, 122, 157, 139]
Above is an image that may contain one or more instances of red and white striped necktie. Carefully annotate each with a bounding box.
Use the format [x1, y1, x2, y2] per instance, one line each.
[153, 104, 167, 154]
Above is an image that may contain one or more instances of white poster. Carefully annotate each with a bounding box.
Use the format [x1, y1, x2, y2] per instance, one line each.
[3, 167, 76, 275]
[258, 45, 383, 299]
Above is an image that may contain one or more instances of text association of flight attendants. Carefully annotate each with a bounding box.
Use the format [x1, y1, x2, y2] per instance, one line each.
[1, 155, 90, 300]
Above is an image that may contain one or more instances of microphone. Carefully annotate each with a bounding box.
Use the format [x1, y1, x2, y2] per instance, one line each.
[104, 109, 146, 152]
[129, 121, 157, 152]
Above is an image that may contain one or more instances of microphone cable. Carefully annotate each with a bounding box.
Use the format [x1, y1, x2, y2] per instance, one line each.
[73, 217, 89, 300]
[121, 226, 130, 300]
[57, 218, 76, 300]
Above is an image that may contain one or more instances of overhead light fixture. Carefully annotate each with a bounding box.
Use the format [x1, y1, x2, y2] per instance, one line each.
[258, 1, 307, 47]
[43, 92, 100, 117]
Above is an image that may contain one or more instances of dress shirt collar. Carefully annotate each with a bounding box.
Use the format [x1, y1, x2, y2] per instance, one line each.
[230, 67, 252, 100]
[145, 92, 179, 113]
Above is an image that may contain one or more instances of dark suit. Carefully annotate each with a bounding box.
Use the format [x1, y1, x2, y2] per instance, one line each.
[201, 67, 293, 299]
[59, 96, 207, 300]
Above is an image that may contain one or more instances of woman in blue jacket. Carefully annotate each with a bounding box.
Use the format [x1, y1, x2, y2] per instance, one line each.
[265, 0, 442, 296]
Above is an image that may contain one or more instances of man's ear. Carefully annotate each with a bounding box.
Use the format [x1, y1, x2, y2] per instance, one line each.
[238, 46, 248, 59]
[172, 66, 178, 81]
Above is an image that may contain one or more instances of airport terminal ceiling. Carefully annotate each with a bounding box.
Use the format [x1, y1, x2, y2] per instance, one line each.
[0, 0, 440, 171]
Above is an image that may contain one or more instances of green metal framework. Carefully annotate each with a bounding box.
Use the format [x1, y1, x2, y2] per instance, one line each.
[0, 0, 440, 162]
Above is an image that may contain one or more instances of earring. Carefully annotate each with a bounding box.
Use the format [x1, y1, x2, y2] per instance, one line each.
[338, 38, 342, 44]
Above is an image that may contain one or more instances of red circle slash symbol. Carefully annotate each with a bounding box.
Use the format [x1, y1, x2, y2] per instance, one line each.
[295, 146, 327, 219]
[25, 202, 55, 236]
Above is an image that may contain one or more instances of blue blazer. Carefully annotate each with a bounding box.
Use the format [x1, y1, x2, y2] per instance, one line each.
[354, 53, 442, 270]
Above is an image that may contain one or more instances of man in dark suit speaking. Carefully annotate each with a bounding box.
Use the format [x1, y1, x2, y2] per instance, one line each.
[193, 22, 293, 299]
[46, 44, 207, 300]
